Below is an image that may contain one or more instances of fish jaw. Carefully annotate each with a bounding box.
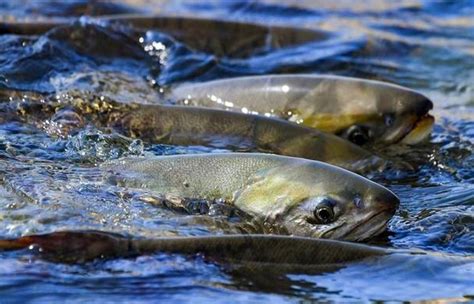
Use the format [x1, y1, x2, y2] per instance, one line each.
[319, 196, 398, 241]
[401, 114, 435, 145]
[389, 94, 434, 145]
[381, 113, 434, 145]
[338, 210, 394, 242]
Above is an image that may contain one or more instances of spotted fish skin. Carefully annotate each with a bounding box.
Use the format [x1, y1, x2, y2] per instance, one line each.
[106, 153, 399, 241]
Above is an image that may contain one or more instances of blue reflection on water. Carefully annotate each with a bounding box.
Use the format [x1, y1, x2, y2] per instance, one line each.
[0, 0, 473, 302]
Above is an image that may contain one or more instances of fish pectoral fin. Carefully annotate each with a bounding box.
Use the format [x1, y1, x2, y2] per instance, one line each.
[137, 194, 212, 215]
[137, 194, 188, 213]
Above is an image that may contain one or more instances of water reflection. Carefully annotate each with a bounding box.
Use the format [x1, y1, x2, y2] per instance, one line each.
[292, 252, 474, 302]
[0, 0, 473, 302]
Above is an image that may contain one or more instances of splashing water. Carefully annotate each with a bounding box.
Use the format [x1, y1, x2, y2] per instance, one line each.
[0, 0, 473, 302]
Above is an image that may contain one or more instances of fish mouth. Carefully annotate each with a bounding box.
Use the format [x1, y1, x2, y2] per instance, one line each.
[343, 210, 393, 242]
[321, 210, 392, 241]
[382, 113, 434, 145]
[400, 114, 435, 145]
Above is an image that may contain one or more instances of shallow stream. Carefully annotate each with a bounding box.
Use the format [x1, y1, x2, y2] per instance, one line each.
[0, 1, 473, 302]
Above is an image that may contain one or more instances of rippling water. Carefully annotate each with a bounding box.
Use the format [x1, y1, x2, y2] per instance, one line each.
[0, 0, 473, 303]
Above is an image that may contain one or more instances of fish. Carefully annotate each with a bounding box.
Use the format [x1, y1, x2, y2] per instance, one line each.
[0, 16, 433, 146]
[114, 103, 388, 173]
[0, 15, 326, 58]
[1, 94, 388, 173]
[105, 153, 400, 241]
[0, 230, 387, 265]
[170, 74, 434, 145]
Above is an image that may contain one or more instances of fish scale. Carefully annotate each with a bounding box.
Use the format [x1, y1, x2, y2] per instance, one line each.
[105, 153, 399, 241]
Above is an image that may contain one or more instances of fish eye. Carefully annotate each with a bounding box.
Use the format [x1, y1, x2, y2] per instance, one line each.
[346, 125, 370, 145]
[312, 199, 336, 224]
[384, 113, 395, 127]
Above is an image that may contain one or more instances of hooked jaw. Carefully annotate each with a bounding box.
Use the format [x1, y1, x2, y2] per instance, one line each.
[400, 114, 434, 145]
[405, 95, 435, 144]
[321, 190, 399, 241]
[384, 96, 434, 145]
[345, 191, 399, 241]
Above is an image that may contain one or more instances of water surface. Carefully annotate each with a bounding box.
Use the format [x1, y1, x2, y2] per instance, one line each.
[0, 0, 473, 303]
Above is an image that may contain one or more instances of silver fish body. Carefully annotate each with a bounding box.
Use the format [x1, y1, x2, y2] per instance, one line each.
[106, 153, 399, 241]
[171, 74, 434, 145]
[0, 91, 386, 173]
[115, 104, 385, 173]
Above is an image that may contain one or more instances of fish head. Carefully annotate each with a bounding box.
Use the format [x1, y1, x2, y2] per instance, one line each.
[335, 82, 434, 146]
[234, 159, 399, 241]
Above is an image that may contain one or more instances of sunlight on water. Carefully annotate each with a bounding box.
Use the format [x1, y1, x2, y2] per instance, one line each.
[0, 0, 473, 303]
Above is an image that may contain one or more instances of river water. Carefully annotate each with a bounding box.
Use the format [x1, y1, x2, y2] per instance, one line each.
[0, 0, 473, 303]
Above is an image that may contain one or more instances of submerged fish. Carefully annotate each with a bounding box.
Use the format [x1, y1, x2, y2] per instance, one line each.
[0, 16, 433, 146]
[0, 230, 386, 265]
[114, 104, 387, 173]
[0, 15, 326, 58]
[1, 94, 387, 173]
[171, 74, 434, 145]
[106, 153, 399, 241]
